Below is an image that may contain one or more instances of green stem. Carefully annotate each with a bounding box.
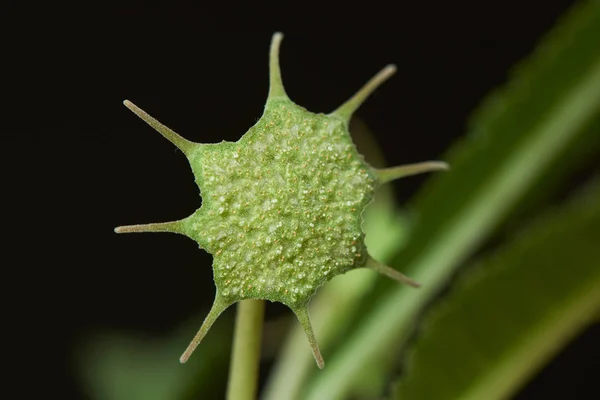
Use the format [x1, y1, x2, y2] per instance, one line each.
[226, 299, 266, 400]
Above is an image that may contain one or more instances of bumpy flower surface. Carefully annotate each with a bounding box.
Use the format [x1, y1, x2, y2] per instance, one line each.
[116, 33, 447, 368]
[187, 98, 375, 306]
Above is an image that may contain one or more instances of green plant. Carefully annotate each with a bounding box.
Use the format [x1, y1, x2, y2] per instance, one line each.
[114, 33, 446, 397]
[93, 3, 600, 399]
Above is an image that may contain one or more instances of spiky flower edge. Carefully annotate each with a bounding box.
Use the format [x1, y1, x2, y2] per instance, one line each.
[115, 33, 448, 368]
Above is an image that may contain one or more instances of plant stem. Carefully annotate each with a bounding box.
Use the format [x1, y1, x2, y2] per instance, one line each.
[226, 299, 266, 400]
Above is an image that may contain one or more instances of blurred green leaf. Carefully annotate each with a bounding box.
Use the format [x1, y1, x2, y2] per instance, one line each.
[394, 179, 600, 400]
[306, 1, 600, 398]
[76, 314, 232, 400]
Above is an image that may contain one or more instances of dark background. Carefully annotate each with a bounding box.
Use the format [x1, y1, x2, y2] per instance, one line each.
[3, 2, 598, 398]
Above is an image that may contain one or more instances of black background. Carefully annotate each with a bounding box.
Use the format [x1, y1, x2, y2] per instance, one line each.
[3, 1, 598, 398]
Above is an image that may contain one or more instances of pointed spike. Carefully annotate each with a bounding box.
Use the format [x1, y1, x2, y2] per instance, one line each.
[180, 294, 232, 363]
[366, 256, 421, 288]
[376, 161, 449, 184]
[291, 305, 324, 369]
[114, 219, 186, 235]
[268, 32, 288, 100]
[330, 64, 397, 123]
[123, 100, 197, 155]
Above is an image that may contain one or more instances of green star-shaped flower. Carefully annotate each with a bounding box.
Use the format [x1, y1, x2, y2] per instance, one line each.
[116, 33, 447, 368]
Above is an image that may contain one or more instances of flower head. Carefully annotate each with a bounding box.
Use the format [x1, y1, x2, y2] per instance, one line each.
[115, 33, 447, 368]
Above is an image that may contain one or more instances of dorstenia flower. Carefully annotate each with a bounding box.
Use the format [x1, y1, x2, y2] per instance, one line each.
[115, 33, 447, 369]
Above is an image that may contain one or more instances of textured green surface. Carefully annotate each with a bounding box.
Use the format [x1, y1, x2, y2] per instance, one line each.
[262, 118, 411, 400]
[186, 98, 375, 307]
[394, 180, 600, 400]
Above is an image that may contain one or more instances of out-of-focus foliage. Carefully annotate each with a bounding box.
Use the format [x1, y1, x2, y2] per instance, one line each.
[77, 314, 232, 400]
[304, 1, 600, 399]
[394, 179, 600, 400]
